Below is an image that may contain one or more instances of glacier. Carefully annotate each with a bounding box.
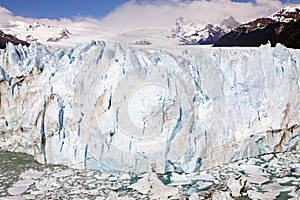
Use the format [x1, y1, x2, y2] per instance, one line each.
[0, 41, 299, 173]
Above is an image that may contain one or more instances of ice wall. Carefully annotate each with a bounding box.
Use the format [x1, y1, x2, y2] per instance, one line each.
[0, 41, 299, 173]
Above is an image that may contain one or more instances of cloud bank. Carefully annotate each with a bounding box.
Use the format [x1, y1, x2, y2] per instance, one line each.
[0, 0, 299, 39]
[101, 0, 283, 30]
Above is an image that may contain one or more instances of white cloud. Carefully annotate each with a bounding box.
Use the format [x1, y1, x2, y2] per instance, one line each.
[256, 0, 282, 7]
[0, 6, 11, 15]
[100, 0, 286, 31]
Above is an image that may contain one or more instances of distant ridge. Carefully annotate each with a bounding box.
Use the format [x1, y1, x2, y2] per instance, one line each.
[169, 16, 240, 45]
[0, 30, 30, 49]
[214, 7, 300, 49]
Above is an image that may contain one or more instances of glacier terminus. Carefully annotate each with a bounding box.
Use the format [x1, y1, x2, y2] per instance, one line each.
[0, 41, 299, 173]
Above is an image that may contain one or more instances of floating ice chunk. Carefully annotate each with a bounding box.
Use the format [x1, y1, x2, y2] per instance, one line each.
[129, 169, 179, 199]
[7, 185, 30, 196]
[238, 164, 270, 185]
[20, 169, 44, 180]
[247, 174, 269, 185]
[262, 182, 295, 193]
[109, 182, 122, 191]
[169, 171, 216, 186]
[189, 192, 200, 200]
[69, 189, 99, 196]
[238, 164, 263, 175]
[52, 169, 73, 178]
[247, 190, 280, 200]
[260, 154, 274, 161]
[35, 177, 61, 191]
[195, 172, 216, 182]
[22, 194, 36, 199]
[247, 190, 270, 200]
[94, 173, 111, 180]
[185, 187, 198, 196]
[288, 190, 300, 198]
[276, 177, 296, 184]
[1, 196, 25, 200]
[116, 197, 136, 200]
[118, 173, 131, 180]
[7, 179, 35, 195]
[211, 191, 233, 200]
[95, 197, 105, 200]
[13, 179, 35, 187]
[108, 176, 118, 182]
[196, 181, 213, 190]
[107, 191, 117, 200]
[78, 171, 95, 177]
[169, 176, 193, 186]
[227, 175, 247, 197]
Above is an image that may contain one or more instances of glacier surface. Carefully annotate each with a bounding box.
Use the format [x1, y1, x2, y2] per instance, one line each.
[0, 41, 299, 173]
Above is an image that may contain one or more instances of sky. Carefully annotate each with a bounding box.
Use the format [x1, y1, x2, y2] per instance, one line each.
[1, 0, 300, 20]
[0, 0, 129, 19]
[0, 0, 300, 38]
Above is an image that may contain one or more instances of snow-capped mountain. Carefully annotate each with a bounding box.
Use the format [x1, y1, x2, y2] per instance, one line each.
[2, 21, 72, 44]
[214, 6, 300, 48]
[169, 16, 240, 45]
[220, 16, 241, 33]
[270, 6, 300, 22]
[0, 30, 29, 49]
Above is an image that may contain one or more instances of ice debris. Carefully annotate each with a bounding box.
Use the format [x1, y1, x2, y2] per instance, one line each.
[128, 164, 179, 199]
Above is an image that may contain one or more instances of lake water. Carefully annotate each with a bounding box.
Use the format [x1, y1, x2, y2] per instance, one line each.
[0, 150, 300, 199]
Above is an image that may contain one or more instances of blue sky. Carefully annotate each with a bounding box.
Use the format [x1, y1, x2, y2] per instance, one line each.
[0, 0, 129, 19]
[1, 0, 299, 19]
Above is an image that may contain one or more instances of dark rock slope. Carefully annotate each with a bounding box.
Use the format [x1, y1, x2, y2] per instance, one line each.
[214, 7, 300, 49]
[0, 30, 30, 49]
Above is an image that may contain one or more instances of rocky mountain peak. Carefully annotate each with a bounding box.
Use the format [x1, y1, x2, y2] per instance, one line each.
[270, 6, 300, 23]
[170, 16, 239, 45]
[220, 16, 241, 32]
[0, 30, 30, 49]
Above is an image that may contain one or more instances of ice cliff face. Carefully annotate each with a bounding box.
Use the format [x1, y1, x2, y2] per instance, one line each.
[0, 41, 299, 173]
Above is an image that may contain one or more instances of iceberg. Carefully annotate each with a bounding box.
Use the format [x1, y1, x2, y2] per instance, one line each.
[0, 41, 299, 173]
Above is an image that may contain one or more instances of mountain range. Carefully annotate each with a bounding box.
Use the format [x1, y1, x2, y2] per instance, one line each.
[1, 21, 72, 45]
[1, 6, 300, 49]
[168, 16, 240, 45]
[214, 6, 300, 48]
